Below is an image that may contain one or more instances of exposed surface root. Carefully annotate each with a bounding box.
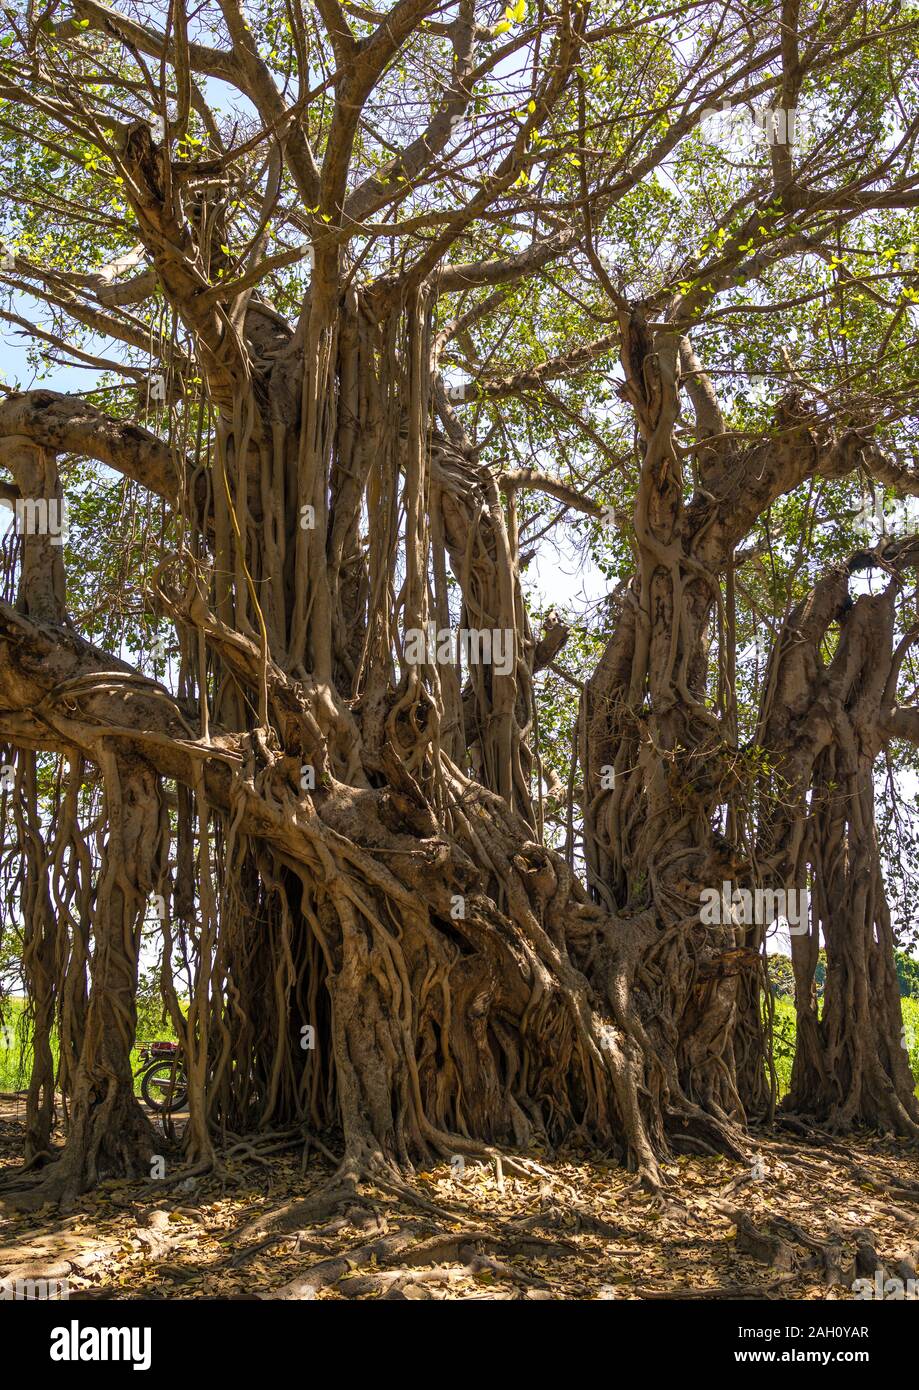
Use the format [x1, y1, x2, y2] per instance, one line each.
[3, 1095, 918, 1300]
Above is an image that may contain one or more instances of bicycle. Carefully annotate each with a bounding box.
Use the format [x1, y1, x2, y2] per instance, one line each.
[136, 1041, 187, 1114]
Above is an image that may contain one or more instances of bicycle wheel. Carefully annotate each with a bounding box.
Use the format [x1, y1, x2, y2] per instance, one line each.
[140, 1059, 188, 1113]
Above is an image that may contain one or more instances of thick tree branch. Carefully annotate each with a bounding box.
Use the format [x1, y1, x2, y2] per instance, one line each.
[0, 390, 180, 501]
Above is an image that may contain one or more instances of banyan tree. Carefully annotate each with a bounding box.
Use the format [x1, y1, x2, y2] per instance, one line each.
[0, 0, 917, 1207]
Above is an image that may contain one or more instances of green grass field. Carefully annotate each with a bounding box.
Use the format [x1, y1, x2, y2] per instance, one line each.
[768, 993, 919, 1097]
[0, 995, 178, 1095]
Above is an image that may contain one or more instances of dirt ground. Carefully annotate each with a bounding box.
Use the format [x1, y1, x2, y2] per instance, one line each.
[1, 1093, 918, 1300]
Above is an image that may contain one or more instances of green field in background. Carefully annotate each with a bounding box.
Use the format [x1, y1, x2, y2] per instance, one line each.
[0, 996, 178, 1095]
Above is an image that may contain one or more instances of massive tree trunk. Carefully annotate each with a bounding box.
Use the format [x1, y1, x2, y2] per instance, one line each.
[580, 320, 919, 1155]
[0, 288, 675, 1197]
[757, 551, 919, 1135]
[2, 276, 916, 1210]
[580, 317, 753, 1159]
[4, 286, 914, 1212]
